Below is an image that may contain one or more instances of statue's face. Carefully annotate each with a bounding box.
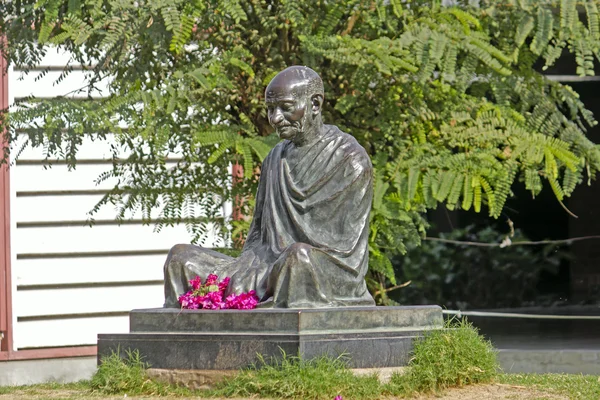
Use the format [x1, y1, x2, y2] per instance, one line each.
[265, 85, 310, 141]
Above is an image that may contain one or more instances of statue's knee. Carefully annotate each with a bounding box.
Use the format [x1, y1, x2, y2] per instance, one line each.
[170, 243, 189, 255]
[285, 242, 312, 263]
[164, 244, 189, 273]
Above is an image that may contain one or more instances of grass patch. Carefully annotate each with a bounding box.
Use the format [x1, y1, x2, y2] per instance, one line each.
[2, 375, 597, 399]
[0, 320, 500, 399]
[0, 381, 88, 395]
[213, 320, 498, 399]
[91, 349, 191, 396]
[209, 353, 381, 400]
[499, 373, 600, 400]
[387, 318, 498, 396]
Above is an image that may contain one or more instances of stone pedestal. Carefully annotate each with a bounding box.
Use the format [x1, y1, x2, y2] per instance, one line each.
[97, 306, 442, 370]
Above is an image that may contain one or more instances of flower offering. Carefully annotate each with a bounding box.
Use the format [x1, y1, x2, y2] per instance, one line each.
[178, 274, 258, 310]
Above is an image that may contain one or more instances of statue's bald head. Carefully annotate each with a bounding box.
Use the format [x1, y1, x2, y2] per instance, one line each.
[265, 66, 325, 146]
[266, 66, 324, 102]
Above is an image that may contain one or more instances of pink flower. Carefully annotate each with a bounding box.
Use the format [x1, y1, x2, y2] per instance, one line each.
[205, 274, 219, 285]
[179, 291, 201, 309]
[189, 276, 202, 291]
[178, 275, 258, 310]
[334, 396, 343, 400]
[224, 290, 259, 310]
[218, 276, 231, 291]
[225, 294, 237, 302]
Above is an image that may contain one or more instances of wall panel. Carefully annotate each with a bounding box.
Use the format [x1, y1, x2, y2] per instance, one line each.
[8, 47, 228, 350]
[15, 255, 166, 286]
[14, 316, 129, 349]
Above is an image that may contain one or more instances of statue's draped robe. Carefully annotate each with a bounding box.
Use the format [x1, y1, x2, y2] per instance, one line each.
[164, 125, 375, 308]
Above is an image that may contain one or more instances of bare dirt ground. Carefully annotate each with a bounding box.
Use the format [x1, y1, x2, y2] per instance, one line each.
[0, 384, 566, 400]
[414, 383, 566, 399]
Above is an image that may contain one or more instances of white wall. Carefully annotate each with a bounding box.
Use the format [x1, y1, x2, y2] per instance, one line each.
[9, 48, 227, 350]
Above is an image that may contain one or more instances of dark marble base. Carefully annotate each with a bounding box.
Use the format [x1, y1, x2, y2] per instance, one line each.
[97, 306, 442, 370]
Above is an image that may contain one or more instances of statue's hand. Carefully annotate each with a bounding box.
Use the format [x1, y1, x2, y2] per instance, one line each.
[224, 263, 263, 298]
[224, 271, 247, 297]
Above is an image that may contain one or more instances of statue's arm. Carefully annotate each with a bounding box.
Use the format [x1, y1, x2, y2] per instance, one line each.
[300, 146, 373, 256]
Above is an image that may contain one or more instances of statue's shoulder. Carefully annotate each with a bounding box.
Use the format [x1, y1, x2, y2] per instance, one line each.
[326, 125, 372, 171]
[263, 140, 287, 163]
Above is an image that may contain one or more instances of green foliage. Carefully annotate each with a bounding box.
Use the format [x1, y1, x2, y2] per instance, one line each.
[1, 0, 600, 293]
[211, 353, 381, 400]
[387, 318, 498, 395]
[394, 225, 568, 309]
[91, 349, 183, 395]
[367, 170, 428, 304]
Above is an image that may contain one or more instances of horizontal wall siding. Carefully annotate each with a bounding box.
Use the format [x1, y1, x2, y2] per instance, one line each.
[14, 225, 210, 254]
[15, 316, 130, 349]
[13, 130, 185, 161]
[15, 195, 147, 222]
[12, 69, 105, 100]
[15, 255, 165, 285]
[14, 133, 124, 160]
[9, 48, 227, 350]
[14, 164, 120, 191]
[16, 286, 164, 318]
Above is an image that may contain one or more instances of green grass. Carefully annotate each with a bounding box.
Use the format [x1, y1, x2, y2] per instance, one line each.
[2, 374, 599, 399]
[91, 348, 192, 396]
[7, 321, 599, 399]
[499, 373, 600, 400]
[386, 318, 498, 396]
[209, 318, 498, 399]
[0, 381, 89, 395]
[208, 353, 381, 400]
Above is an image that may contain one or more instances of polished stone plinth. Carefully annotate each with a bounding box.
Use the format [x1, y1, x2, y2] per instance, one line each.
[97, 306, 442, 370]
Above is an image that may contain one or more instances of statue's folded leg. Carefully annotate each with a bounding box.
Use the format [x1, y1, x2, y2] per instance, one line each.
[163, 244, 233, 308]
[264, 242, 375, 308]
[265, 242, 331, 308]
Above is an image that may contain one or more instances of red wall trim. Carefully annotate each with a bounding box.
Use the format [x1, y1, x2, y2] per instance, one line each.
[0, 346, 97, 362]
[0, 38, 12, 354]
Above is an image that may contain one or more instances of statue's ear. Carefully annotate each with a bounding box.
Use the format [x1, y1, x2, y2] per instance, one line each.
[311, 94, 323, 114]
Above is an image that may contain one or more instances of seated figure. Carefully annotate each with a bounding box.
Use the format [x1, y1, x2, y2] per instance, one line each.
[163, 66, 375, 308]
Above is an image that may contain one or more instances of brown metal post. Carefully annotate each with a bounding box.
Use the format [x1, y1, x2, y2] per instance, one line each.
[0, 39, 12, 354]
[231, 162, 244, 221]
[231, 162, 245, 248]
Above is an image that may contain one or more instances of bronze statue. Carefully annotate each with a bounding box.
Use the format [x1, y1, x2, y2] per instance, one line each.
[164, 66, 375, 308]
